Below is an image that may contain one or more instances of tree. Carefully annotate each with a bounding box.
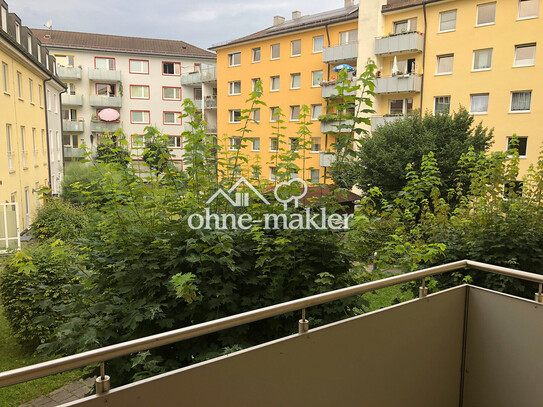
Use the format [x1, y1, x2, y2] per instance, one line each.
[354, 108, 493, 200]
[94, 130, 130, 167]
[141, 126, 173, 175]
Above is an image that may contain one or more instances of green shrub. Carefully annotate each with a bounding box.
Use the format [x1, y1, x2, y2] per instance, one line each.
[61, 162, 96, 205]
[32, 200, 89, 242]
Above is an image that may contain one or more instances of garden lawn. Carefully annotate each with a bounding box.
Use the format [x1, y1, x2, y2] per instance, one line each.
[0, 306, 82, 407]
[363, 284, 414, 312]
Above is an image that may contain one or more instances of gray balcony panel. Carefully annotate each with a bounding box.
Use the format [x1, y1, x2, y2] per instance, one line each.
[62, 120, 84, 132]
[61, 94, 83, 106]
[90, 121, 121, 133]
[321, 78, 358, 98]
[63, 146, 83, 158]
[320, 119, 354, 133]
[181, 66, 217, 85]
[193, 99, 202, 110]
[88, 68, 121, 82]
[374, 32, 424, 56]
[204, 96, 217, 109]
[89, 96, 122, 108]
[371, 115, 403, 131]
[374, 75, 422, 94]
[322, 42, 358, 64]
[57, 66, 81, 80]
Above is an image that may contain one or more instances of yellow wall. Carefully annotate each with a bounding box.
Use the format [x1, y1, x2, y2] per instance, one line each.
[216, 20, 358, 183]
[0, 47, 50, 230]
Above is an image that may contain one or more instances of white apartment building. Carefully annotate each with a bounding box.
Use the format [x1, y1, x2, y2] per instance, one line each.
[32, 29, 216, 171]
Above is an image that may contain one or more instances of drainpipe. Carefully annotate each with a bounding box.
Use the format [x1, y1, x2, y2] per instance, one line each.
[43, 77, 52, 193]
[325, 24, 331, 81]
[420, 2, 428, 115]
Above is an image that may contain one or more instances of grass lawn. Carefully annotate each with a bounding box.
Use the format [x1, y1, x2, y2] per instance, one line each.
[363, 284, 415, 312]
[0, 307, 82, 407]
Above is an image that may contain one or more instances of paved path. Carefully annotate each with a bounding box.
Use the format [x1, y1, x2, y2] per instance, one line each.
[20, 377, 95, 407]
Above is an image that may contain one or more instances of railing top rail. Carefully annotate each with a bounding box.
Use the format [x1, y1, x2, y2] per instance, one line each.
[1, 259, 541, 387]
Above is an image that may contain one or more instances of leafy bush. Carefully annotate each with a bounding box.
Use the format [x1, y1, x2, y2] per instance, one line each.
[32, 200, 89, 242]
[61, 162, 96, 205]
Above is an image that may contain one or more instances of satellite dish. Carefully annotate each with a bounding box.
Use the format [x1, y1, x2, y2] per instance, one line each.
[45, 20, 52, 29]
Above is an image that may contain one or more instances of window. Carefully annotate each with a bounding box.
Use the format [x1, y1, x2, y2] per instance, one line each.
[229, 137, 241, 150]
[46, 89, 50, 110]
[228, 52, 241, 66]
[270, 166, 277, 181]
[436, 54, 454, 74]
[290, 105, 300, 121]
[163, 62, 180, 75]
[251, 167, 260, 180]
[510, 91, 532, 112]
[434, 96, 451, 113]
[129, 59, 149, 74]
[194, 88, 202, 100]
[2, 62, 7, 93]
[29, 79, 33, 103]
[131, 111, 150, 124]
[339, 29, 358, 45]
[470, 93, 489, 114]
[229, 81, 241, 95]
[289, 138, 300, 151]
[310, 169, 320, 183]
[63, 134, 79, 148]
[252, 138, 260, 151]
[27, 36, 32, 55]
[311, 137, 321, 152]
[477, 3, 496, 26]
[164, 112, 182, 124]
[194, 63, 201, 73]
[252, 78, 260, 91]
[21, 126, 26, 169]
[518, 0, 539, 19]
[54, 94, 58, 113]
[130, 85, 149, 99]
[95, 57, 115, 70]
[473, 49, 493, 70]
[252, 108, 260, 123]
[15, 22, 20, 43]
[41, 130, 46, 165]
[504, 181, 523, 198]
[313, 36, 324, 53]
[163, 87, 181, 100]
[290, 73, 300, 89]
[229, 109, 241, 123]
[55, 54, 74, 67]
[312, 70, 323, 87]
[37, 45, 41, 62]
[270, 76, 280, 91]
[271, 44, 280, 60]
[291, 39, 301, 56]
[38, 84, 42, 106]
[32, 128, 37, 166]
[507, 137, 528, 157]
[66, 82, 76, 96]
[168, 136, 182, 148]
[439, 10, 457, 32]
[1, 6, 6, 32]
[24, 187, 29, 228]
[16, 71, 22, 98]
[393, 18, 417, 34]
[62, 108, 77, 121]
[96, 83, 116, 97]
[514, 44, 536, 67]
[389, 98, 413, 115]
[252, 48, 261, 63]
[6, 124, 13, 171]
[311, 104, 322, 120]
[270, 107, 280, 122]
[270, 138, 278, 152]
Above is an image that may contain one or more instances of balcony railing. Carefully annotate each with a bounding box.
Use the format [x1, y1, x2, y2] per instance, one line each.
[63, 146, 83, 159]
[90, 121, 121, 133]
[371, 115, 404, 131]
[62, 120, 85, 132]
[61, 94, 83, 106]
[322, 42, 358, 64]
[374, 74, 422, 94]
[319, 151, 336, 167]
[181, 66, 217, 86]
[56, 65, 81, 80]
[374, 32, 424, 56]
[204, 95, 217, 108]
[88, 68, 121, 82]
[321, 78, 358, 98]
[320, 119, 354, 133]
[89, 96, 122, 108]
[193, 99, 202, 110]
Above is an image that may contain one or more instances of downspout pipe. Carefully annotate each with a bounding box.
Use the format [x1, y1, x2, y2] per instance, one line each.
[420, 2, 428, 115]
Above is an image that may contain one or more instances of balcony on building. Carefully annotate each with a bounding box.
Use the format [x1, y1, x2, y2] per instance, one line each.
[62, 119, 85, 132]
[374, 74, 422, 94]
[61, 93, 83, 106]
[319, 151, 336, 167]
[204, 95, 217, 109]
[371, 115, 404, 131]
[88, 68, 121, 82]
[181, 65, 217, 86]
[321, 78, 358, 99]
[90, 121, 121, 133]
[89, 95, 122, 108]
[63, 146, 83, 159]
[374, 32, 424, 56]
[57, 65, 82, 80]
[320, 118, 354, 133]
[323, 42, 358, 64]
[193, 99, 202, 110]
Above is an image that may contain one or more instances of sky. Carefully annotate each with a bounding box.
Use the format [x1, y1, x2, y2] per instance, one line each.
[12, 0, 349, 51]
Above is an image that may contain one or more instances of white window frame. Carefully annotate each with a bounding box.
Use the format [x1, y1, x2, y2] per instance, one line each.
[252, 78, 260, 92]
[252, 108, 260, 123]
[32, 128, 37, 166]
[434, 96, 451, 114]
[6, 124, 13, 171]
[290, 105, 300, 121]
[436, 54, 454, 75]
[38, 84, 43, 107]
[270, 138, 278, 152]
[270, 107, 280, 122]
[229, 137, 241, 151]
[228, 52, 241, 67]
[313, 36, 324, 53]
[476, 2, 497, 26]
[16, 71, 22, 99]
[270, 166, 277, 181]
[252, 137, 260, 151]
[291, 39, 301, 57]
[472, 48, 493, 71]
[15, 22, 20, 43]
[310, 169, 320, 183]
[1, 6, 7, 32]
[518, 0, 539, 20]
[289, 137, 299, 152]
[290, 73, 300, 89]
[228, 81, 241, 95]
[311, 104, 322, 120]
[270, 76, 280, 92]
[514, 44, 536, 67]
[2, 62, 7, 93]
[21, 126, 26, 169]
[271, 44, 280, 60]
[510, 91, 532, 113]
[507, 137, 528, 158]
[252, 47, 261, 63]
[229, 109, 241, 123]
[470, 93, 489, 114]
[310, 137, 321, 153]
[312, 70, 323, 87]
[439, 10, 457, 32]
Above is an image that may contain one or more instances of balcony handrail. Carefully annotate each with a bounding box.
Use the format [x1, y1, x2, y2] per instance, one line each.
[1, 259, 543, 388]
[323, 41, 358, 49]
[375, 30, 423, 39]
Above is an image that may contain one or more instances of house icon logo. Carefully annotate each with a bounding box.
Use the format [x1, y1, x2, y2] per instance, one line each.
[206, 177, 270, 207]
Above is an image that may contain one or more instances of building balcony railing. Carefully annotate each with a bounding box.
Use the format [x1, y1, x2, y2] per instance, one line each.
[320, 118, 354, 133]
[62, 120, 85, 132]
[90, 121, 121, 133]
[322, 42, 358, 64]
[321, 78, 358, 98]
[63, 146, 83, 159]
[374, 74, 422, 94]
[181, 66, 217, 86]
[204, 95, 217, 109]
[89, 96, 122, 108]
[61, 94, 83, 106]
[88, 68, 121, 82]
[193, 99, 202, 110]
[371, 115, 404, 131]
[374, 32, 424, 56]
[57, 65, 82, 80]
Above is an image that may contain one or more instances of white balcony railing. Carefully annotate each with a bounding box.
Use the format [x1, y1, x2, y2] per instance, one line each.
[88, 68, 121, 82]
[371, 115, 404, 131]
[63, 146, 83, 159]
[89, 96, 122, 108]
[56, 65, 82, 80]
[320, 119, 354, 133]
[62, 120, 85, 132]
[181, 66, 217, 86]
[90, 121, 121, 133]
[322, 42, 358, 64]
[374, 32, 424, 56]
[321, 78, 358, 98]
[374, 74, 422, 94]
[61, 94, 83, 106]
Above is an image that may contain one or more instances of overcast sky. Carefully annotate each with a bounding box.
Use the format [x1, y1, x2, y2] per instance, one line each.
[12, 0, 350, 51]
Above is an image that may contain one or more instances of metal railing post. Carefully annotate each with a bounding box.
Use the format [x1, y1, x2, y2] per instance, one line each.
[419, 278, 428, 298]
[535, 283, 543, 303]
[298, 308, 309, 333]
[95, 361, 110, 395]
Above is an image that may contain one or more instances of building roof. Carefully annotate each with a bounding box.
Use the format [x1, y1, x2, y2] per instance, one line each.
[381, 0, 444, 13]
[210, 4, 358, 50]
[31, 29, 216, 59]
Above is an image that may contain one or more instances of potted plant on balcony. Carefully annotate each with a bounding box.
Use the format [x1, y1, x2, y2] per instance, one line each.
[91, 114, 99, 122]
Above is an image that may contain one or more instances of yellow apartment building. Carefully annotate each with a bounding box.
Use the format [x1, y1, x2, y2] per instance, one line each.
[366, 0, 541, 177]
[211, 0, 359, 184]
[0, 0, 64, 235]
